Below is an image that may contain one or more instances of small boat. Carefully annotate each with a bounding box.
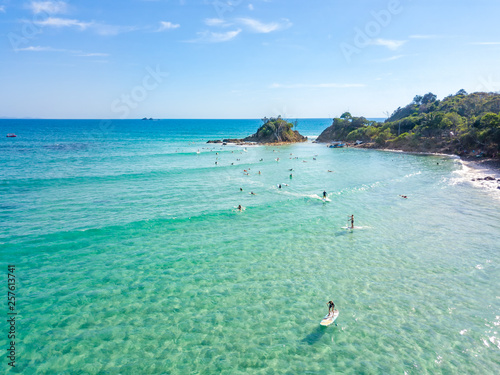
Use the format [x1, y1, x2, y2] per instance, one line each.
[328, 142, 345, 148]
[6, 134, 17, 138]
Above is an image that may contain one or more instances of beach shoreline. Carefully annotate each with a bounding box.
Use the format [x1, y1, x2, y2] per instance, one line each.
[350, 142, 500, 174]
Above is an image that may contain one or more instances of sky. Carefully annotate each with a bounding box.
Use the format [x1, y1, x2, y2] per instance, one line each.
[1, 0, 500, 119]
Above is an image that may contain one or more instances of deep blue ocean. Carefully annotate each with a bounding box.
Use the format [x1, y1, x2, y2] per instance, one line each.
[1, 119, 499, 374]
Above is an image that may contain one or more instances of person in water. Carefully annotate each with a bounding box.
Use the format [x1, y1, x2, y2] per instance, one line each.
[237, 205, 242, 211]
[350, 215, 354, 229]
[327, 301, 335, 315]
[323, 191, 327, 198]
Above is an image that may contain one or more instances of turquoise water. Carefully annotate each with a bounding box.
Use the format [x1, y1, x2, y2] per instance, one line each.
[1, 120, 499, 374]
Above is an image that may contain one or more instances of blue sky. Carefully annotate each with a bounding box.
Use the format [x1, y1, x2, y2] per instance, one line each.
[1, 0, 499, 119]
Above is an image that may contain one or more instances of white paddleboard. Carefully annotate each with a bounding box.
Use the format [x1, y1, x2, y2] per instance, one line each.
[320, 310, 339, 326]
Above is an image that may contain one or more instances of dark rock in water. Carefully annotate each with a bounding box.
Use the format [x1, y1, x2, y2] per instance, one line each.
[207, 117, 307, 145]
[484, 176, 495, 181]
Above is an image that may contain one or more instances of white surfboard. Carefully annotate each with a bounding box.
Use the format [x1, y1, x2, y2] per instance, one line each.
[320, 310, 339, 326]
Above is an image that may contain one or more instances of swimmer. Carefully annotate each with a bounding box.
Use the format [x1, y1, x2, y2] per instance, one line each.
[399, 195, 408, 199]
[250, 192, 256, 195]
[328, 170, 333, 173]
[278, 184, 282, 189]
[238, 205, 242, 211]
[240, 188, 243, 192]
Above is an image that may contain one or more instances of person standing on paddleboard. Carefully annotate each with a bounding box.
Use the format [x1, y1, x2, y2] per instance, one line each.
[327, 301, 335, 315]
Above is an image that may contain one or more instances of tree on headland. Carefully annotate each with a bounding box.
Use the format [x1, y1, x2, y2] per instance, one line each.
[245, 116, 307, 143]
[316, 91, 500, 157]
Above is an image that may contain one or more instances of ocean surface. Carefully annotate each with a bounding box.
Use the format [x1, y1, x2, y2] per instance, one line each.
[1, 119, 499, 374]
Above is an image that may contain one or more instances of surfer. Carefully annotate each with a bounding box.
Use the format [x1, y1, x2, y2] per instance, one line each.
[250, 191, 256, 195]
[237, 204, 242, 211]
[327, 301, 335, 315]
[350, 215, 354, 229]
[278, 184, 282, 189]
[399, 195, 408, 199]
[240, 187, 243, 192]
[323, 191, 327, 199]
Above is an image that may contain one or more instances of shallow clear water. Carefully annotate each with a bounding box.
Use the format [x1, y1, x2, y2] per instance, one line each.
[1, 120, 499, 374]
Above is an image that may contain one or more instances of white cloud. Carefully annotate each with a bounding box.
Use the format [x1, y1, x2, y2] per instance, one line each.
[270, 83, 365, 89]
[409, 34, 439, 39]
[0, 5, 5, 13]
[35, 17, 92, 29]
[191, 29, 242, 43]
[237, 17, 291, 33]
[15, 46, 58, 52]
[29, 1, 67, 14]
[472, 42, 500, 45]
[76, 52, 110, 57]
[157, 21, 180, 31]
[204, 18, 229, 27]
[32, 17, 134, 35]
[15, 46, 112, 58]
[14, 45, 79, 53]
[248, 4, 254, 10]
[371, 38, 406, 50]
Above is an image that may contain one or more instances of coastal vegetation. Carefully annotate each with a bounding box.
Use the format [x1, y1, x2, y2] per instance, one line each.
[317, 91, 500, 158]
[208, 116, 307, 144]
[244, 116, 307, 143]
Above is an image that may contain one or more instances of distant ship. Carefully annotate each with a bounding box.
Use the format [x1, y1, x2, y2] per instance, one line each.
[6, 134, 16, 137]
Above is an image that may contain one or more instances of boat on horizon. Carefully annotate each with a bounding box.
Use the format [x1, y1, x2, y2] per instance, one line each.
[6, 134, 16, 138]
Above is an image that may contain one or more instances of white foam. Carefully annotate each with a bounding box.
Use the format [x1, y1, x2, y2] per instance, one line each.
[448, 159, 500, 198]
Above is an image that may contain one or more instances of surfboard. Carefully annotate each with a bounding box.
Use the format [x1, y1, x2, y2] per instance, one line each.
[320, 310, 339, 326]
